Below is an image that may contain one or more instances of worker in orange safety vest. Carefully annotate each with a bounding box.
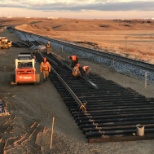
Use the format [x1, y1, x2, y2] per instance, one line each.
[72, 63, 81, 77]
[40, 57, 51, 82]
[68, 55, 78, 68]
[82, 66, 91, 76]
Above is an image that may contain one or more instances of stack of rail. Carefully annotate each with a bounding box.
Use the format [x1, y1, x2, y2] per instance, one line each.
[36, 52, 154, 143]
[15, 29, 154, 143]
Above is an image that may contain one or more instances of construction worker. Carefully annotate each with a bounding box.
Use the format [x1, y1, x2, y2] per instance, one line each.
[81, 66, 91, 76]
[72, 63, 81, 77]
[32, 51, 37, 62]
[46, 41, 51, 54]
[40, 57, 51, 82]
[68, 55, 78, 68]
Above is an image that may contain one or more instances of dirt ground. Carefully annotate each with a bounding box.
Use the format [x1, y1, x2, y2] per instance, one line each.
[0, 20, 154, 154]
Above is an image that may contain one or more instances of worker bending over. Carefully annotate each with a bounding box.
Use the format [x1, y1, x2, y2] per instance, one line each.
[40, 57, 51, 82]
[81, 66, 91, 76]
[72, 63, 81, 77]
[46, 41, 51, 54]
[68, 55, 78, 68]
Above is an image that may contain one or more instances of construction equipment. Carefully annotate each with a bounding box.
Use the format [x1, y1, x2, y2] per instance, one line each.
[10, 52, 40, 85]
[0, 37, 12, 49]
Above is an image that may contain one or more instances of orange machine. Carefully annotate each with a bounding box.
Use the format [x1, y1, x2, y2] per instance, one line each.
[10, 53, 40, 85]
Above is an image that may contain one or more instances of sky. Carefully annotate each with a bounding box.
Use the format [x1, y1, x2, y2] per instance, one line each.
[0, 0, 154, 19]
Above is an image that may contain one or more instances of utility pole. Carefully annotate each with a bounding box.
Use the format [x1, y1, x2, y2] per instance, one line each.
[125, 36, 128, 51]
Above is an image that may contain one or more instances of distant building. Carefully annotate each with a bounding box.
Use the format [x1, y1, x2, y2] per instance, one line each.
[47, 17, 59, 19]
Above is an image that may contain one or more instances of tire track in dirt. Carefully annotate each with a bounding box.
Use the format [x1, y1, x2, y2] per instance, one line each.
[3, 120, 43, 153]
[0, 115, 15, 153]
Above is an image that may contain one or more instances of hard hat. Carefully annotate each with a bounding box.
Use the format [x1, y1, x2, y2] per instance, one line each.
[48, 41, 50, 44]
[43, 57, 47, 61]
[76, 63, 80, 67]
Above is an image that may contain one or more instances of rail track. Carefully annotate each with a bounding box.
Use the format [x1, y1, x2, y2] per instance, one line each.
[10, 28, 154, 143]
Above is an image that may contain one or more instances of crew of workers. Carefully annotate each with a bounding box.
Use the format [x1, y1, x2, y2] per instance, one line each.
[40, 54, 90, 82]
[68, 55, 91, 78]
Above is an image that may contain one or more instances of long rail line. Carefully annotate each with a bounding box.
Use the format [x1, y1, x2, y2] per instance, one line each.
[12, 28, 154, 143]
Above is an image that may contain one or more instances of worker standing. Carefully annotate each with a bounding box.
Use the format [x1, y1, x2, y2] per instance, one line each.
[68, 55, 78, 68]
[81, 66, 91, 76]
[72, 63, 81, 77]
[40, 57, 51, 82]
[46, 41, 51, 54]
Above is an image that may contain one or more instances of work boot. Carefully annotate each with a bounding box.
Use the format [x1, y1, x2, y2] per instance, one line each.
[43, 78, 46, 82]
[46, 77, 48, 81]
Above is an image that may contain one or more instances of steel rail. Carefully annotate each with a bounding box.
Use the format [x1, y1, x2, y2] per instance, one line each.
[43, 52, 154, 142]
[37, 52, 85, 110]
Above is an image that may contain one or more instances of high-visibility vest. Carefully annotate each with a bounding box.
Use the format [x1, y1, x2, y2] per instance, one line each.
[71, 55, 77, 61]
[41, 62, 51, 71]
[72, 66, 80, 77]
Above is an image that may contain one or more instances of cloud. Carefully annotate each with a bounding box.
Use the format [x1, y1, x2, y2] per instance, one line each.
[0, 1, 154, 12]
